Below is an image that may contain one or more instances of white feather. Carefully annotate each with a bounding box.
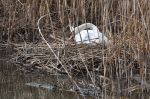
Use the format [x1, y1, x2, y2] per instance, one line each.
[71, 23, 109, 45]
[75, 30, 108, 44]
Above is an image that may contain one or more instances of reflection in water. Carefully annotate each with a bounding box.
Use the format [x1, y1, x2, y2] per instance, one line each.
[0, 60, 94, 99]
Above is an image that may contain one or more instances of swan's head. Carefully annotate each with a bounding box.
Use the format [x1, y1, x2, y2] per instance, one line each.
[69, 23, 75, 32]
[68, 23, 75, 41]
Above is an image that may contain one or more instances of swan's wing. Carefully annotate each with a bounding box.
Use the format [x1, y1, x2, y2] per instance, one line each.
[75, 30, 109, 44]
[75, 30, 94, 43]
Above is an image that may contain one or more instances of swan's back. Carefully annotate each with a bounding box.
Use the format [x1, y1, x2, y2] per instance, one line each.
[74, 23, 99, 34]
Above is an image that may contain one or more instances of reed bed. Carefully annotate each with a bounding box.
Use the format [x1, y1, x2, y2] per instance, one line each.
[1, 0, 150, 98]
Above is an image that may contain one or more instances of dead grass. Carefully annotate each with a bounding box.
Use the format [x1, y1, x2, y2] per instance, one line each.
[1, 0, 150, 98]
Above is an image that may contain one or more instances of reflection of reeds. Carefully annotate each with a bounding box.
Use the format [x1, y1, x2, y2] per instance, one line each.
[2, 0, 150, 98]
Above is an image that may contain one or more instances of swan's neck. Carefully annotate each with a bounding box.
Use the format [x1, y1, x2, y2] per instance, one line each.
[74, 23, 99, 34]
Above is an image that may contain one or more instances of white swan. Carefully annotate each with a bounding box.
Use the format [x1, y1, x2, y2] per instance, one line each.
[69, 23, 110, 45]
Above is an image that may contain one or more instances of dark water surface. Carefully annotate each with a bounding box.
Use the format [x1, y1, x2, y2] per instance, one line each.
[0, 59, 96, 99]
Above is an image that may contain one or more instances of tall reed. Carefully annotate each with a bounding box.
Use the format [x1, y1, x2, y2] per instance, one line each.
[1, 0, 150, 98]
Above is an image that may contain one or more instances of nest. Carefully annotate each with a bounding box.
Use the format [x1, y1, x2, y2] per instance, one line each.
[12, 41, 113, 75]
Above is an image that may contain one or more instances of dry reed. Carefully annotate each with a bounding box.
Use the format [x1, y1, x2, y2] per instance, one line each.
[1, 0, 150, 98]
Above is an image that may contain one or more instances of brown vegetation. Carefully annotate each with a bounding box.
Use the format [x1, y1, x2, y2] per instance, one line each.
[1, 0, 150, 98]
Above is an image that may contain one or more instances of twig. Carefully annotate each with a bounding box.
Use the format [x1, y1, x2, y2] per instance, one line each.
[37, 14, 83, 96]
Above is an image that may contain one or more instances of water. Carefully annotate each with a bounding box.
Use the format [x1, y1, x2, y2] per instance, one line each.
[0, 59, 95, 99]
[0, 44, 94, 99]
